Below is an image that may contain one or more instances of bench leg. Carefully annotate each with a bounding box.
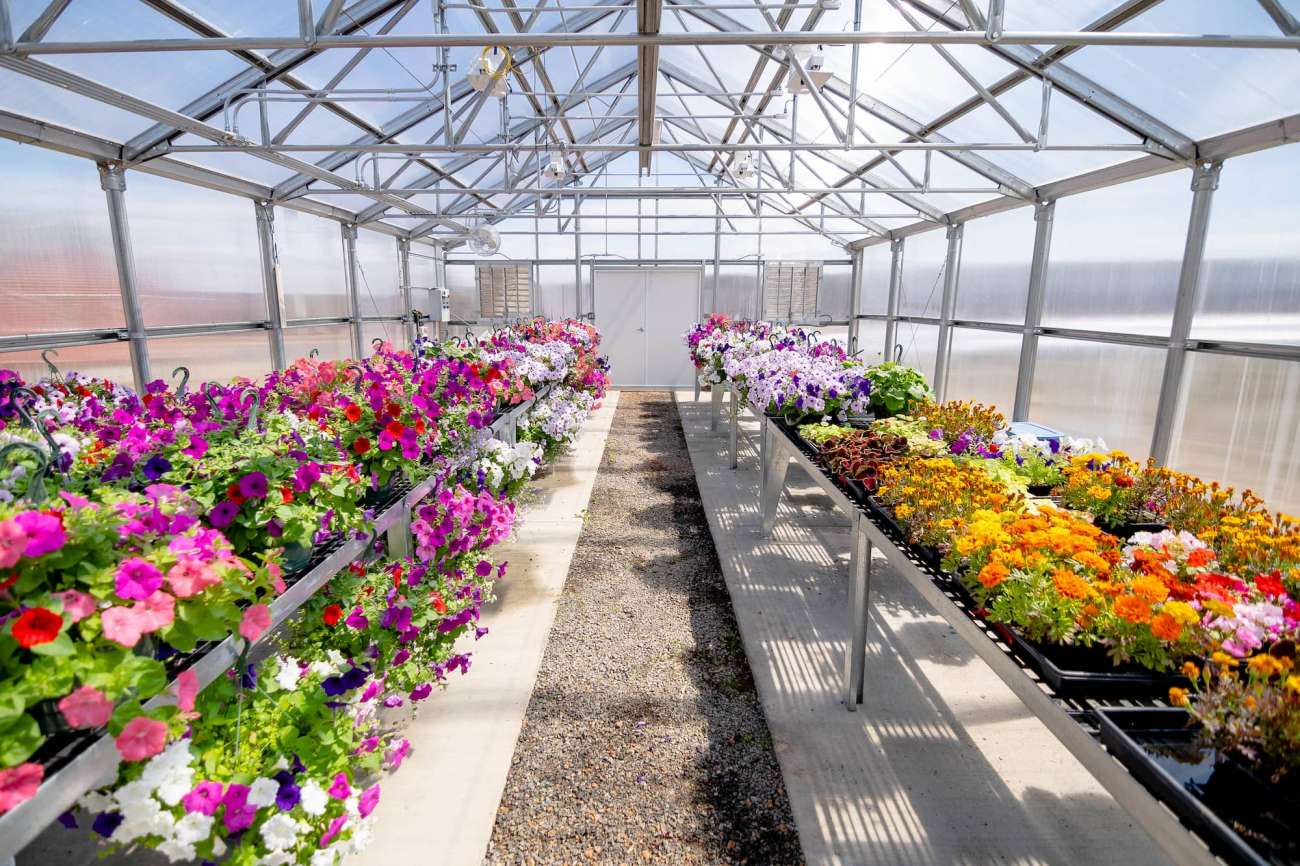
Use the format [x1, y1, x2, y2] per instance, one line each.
[843, 518, 872, 709]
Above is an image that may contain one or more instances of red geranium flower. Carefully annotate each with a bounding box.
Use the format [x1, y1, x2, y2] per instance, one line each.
[280, 486, 295, 503]
[344, 404, 362, 423]
[384, 421, 405, 438]
[322, 604, 343, 626]
[353, 437, 371, 455]
[12, 607, 63, 649]
[1256, 570, 1286, 599]
[226, 483, 247, 505]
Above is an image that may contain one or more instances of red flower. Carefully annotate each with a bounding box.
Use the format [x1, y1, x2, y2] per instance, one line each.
[1256, 570, 1286, 598]
[322, 604, 343, 626]
[0, 573, 16, 593]
[344, 404, 362, 423]
[1114, 475, 1135, 488]
[12, 607, 63, 649]
[384, 421, 406, 438]
[226, 483, 247, 505]
[414, 418, 427, 434]
[353, 437, 371, 455]
[280, 486, 295, 503]
[430, 593, 447, 614]
[385, 402, 402, 418]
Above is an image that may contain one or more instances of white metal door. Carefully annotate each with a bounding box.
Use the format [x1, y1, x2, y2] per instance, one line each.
[594, 267, 701, 387]
[593, 268, 647, 386]
[644, 268, 701, 387]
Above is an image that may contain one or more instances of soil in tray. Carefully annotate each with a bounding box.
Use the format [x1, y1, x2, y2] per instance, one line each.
[1109, 716, 1299, 866]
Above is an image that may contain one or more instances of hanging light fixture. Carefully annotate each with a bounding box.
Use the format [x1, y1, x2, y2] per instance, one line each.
[786, 45, 831, 94]
[468, 45, 510, 92]
[732, 152, 756, 181]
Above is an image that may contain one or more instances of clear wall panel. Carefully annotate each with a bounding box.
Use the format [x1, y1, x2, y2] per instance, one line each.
[283, 326, 353, 363]
[945, 328, 1021, 412]
[445, 263, 479, 321]
[1, 344, 134, 386]
[956, 208, 1035, 325]
[276, 208, 348, 320]
[1028, 337, 1164, 458]
[127, 173, 265, 327]
[1169, 353, 1300, 515]
[818, 264, 852, 322]
[712, 265, 760, 318]
[1043, 171, 1192, 336]
[536, 265, 577, 320]
[148, 332, 273, 384]
[1193, 144, 1300, 346]
[898, 230, 949, 318]
[856, 320, 888, 365]
[0, 142, 124, 337]
[859, 244, 892, 315]
[896, 323, 940, 385]
[354, 231, 402, 317]
[363, 322, 406, 352]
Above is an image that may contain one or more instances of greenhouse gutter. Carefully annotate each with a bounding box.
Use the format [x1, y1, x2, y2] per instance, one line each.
[6, 30, 1300, 53]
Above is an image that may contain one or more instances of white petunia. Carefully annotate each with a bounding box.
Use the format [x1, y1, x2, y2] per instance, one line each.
[259, 812, 303, 852]
[78, 790, 113, 813]
[258, 853, 295, 866]
[248, 777, 280, 808]
[173, 811, 214, 846]
[157, 839, 196, 862]
[299, 779, 329, 816]
[274, 657, 302, 691]
[310, 849, 339, 866]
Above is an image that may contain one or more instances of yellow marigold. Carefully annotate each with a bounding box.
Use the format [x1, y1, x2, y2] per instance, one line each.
[1086, 485, 1113, 501]
[1163, 601, 1199, 625]
[1284, 675, 1300, 695]
[1181, 661, 1200, 679]
[1150, 612, 1182, 642]
[895, 504, 913, 519]
[1247, 654, 1288, 678]
[1130, 574, 1170, 605]
[1168, 687, 1190, 707]
[1203, 599, 1236, 619]
[1073, 551, 1111, 575]
[1052, 568, 1093, 600]
[1114, 594, 1153, 624]
[1211, 651, 1239, 668]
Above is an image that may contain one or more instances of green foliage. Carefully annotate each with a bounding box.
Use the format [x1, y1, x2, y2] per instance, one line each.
[864, 362, 933, 416]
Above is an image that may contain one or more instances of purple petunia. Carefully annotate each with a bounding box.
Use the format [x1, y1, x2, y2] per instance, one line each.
[237, 471, 269, 500]
[208, 499, 239, 529]
[142, 455, 172, 482]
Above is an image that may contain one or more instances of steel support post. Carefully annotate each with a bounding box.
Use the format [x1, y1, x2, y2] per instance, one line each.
[574, 202, 583, 320]
[397, 237, 413, 348]
[711, 380, 724, 432]
[254, 201, 287, 370]
[729, 380, 739, 469]
[847, 248, 863, 354]
[1150, 161, 1222, 464]
[932, 223, 963, 401]
[341, 223, 363, 358]
[844, 515, 871, 708]
[1012, 200, 1056, 421]
[883, 237, 903, 361]
[711, 210, 722, 316]
[97, 163, 150, 393]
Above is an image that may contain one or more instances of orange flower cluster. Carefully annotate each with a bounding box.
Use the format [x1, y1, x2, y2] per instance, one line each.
[875, 457, 1018, 548]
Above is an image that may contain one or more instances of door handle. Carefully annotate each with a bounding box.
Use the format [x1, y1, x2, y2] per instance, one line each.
[636, 327, 645, 332]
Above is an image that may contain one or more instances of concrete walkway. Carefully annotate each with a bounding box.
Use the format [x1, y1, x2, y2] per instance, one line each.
[675, 391, 1175, 866]
[349, 391, 618, 866]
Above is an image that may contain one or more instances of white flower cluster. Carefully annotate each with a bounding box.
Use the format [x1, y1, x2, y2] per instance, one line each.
[471, 437, 542, 491]
[992, 430, 1109, 460]
[524, 386, 596, 447]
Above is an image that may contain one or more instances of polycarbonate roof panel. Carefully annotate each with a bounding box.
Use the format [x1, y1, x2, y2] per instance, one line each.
[0, 67, 155, 140]
[1064, 0, 1300, 140]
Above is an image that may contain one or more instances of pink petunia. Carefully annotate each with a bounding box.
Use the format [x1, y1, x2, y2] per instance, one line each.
[319, 814, 347, 848]
[55, 590, 96, 624]
[133, 591, 175, 633]
[239, 604, 272, 642]
[114, 716, 168, 762]
[358, 784, 381, 818]
[167, 558, 220, 598]
[0, 518, 25, 569]
[115, 557, 164, 601]
[0, 763, 43, 815]
[57, 685, 113, 729]
[385, 738, 411, 772]
[173, 669, 198, 713]
[100, 606, 145, 648]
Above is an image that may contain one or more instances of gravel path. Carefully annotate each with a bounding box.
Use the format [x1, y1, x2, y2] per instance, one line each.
[485, 391, 802, 866]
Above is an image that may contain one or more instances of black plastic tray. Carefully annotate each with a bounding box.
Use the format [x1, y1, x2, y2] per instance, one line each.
[1000, 630, 1189, 699]
[1096, 707, 1299, 866]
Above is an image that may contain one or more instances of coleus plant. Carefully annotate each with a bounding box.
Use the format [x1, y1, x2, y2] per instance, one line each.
[819, 431, 909, 491]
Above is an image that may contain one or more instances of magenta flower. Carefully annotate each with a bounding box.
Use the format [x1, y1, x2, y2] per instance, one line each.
[385, 738, 411, 771]
[13, 511, 66, 557]
[114, 556, 163, 598]
[409, 683, 432, 702]
[474, 560, 492, 578]
[221, 783, 257, 833]
[182, 436, 208, 459]
[327, 772, 350, 800]
[182, 781, 224, 816]
[358, 784, 381, 818]
[319, 814, 347, 848]
[237, 471, 269, 500]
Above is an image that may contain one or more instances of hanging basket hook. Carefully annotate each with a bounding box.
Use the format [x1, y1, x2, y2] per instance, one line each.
[40, 349, 61, 381]
[171, 366, 191, 396]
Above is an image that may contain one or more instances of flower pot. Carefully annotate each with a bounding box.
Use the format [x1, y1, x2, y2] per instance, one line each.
[1026, 483, 1055, 497]
[30, 699, 74, 736]
[1099, 513, 1167, 540]
[282, 541, 314, 576]
[871, 404, 893, 420]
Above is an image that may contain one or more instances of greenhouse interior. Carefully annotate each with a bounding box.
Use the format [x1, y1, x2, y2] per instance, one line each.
[1, 0, 1299, 864]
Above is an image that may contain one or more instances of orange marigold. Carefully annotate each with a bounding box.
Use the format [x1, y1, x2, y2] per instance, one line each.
[1052, 568, 1093, 600]
[1114, 594, 1153, 624]
[1186, 547, 1215, 568]
[978, 562, 1010, 589]
[1149, 612, 1182, 642]
[1131, 574, 1170, 605]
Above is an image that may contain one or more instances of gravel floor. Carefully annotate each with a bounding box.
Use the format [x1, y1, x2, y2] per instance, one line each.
[485, 391, 802, 866]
